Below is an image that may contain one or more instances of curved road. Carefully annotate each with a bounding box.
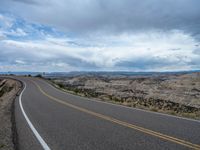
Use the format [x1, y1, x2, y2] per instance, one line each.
[14, 77, 200, 150]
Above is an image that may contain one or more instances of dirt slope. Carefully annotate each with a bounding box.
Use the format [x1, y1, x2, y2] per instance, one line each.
[0, 78, 21, 150]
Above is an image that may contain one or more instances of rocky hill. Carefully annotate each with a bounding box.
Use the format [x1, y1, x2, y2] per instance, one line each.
[49, 72, 200, 119]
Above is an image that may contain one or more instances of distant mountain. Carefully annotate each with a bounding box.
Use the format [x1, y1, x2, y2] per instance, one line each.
[44, 70, 200, 78]
[1, 70, 200, 77]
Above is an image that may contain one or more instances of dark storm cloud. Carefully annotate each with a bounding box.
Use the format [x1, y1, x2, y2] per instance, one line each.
[0, 0, 200, 36]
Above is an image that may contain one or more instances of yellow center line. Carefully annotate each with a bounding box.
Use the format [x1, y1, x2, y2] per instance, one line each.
[32, 80, 200, 150]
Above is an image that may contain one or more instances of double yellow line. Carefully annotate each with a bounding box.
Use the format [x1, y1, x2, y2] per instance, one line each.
[32, 80, 200, 150]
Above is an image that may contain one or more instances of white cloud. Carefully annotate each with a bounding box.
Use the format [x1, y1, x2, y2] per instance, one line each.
[0, 13, 199, 72]
[0, 14, 28, 38]
[9, 28, 27, 36]
[0, 14, 14, 29]
[0, 31, 6, 40]
[15, 59, 26, 64]
[0, 29, 199, 71]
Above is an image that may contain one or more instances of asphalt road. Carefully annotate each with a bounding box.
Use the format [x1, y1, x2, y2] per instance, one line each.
[14, 77, 200, 150]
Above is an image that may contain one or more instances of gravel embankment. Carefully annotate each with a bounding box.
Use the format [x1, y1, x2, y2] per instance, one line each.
[0, 78, 21, 150]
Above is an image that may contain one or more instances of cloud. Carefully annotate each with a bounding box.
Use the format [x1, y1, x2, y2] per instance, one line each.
[0, 14, 13, 28]
[0, 23, 200, 72]
[7, 28, 27, 36]
[0, 0, 200, 38]
[0, 13, 64, 41]
[15, 59, 26, 64]
[0, 1, 200, 72]
[12, 0, 40, 5]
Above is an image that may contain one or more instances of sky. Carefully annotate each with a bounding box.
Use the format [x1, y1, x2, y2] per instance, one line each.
[0, 0, 200, 72]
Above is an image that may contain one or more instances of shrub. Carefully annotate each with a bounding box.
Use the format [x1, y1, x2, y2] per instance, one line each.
[35, 74, 42, 78]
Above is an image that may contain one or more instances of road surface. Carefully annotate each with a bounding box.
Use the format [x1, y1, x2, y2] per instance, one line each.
[14, 77, 200, 150]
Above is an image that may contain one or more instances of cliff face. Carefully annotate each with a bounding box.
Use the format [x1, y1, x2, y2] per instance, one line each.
[51, 73, 200, 118]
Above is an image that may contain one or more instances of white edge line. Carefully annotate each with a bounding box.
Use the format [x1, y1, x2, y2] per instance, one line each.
[19, 81, 51, 150]
[40, 78, 200, 124]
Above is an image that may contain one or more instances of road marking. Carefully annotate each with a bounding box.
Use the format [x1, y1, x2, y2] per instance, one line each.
[32, 80, 200, 150]
[19, 82, 51, 150]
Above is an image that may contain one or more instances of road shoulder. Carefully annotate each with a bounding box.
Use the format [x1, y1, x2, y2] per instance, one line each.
[0, 78, 21, 150]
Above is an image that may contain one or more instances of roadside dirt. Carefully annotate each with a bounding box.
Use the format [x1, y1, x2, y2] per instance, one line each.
[0, 78, 21, 150]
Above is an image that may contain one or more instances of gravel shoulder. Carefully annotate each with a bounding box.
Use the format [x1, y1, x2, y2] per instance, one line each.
[0, 78, 21, 150]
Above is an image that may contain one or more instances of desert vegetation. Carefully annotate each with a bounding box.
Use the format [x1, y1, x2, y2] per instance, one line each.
[48, 72, 200, 119]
